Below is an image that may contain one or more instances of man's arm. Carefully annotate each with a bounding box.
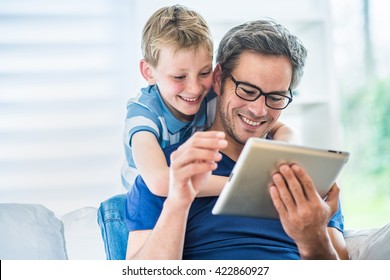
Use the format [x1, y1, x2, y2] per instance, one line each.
[126, 131, 227, 259]
[269, 164, 346, 259]
[126, 199, 193, 259]
[328, 227, 349, 260]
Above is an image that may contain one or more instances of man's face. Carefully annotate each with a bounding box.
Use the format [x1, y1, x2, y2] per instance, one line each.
[214, 51, 293, 146]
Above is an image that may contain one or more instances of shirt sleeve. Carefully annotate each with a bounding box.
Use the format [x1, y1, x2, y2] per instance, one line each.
[327, 199, 344, 233]
[125, 175, 166, 231]
[124, 102, 161, 147]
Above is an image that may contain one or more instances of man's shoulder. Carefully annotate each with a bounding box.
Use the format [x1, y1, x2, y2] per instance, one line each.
[205, 88, 217, 102]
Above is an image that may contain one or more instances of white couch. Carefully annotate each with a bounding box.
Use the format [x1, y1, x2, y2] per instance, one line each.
[0, 203, 105, 260]
[0, 203, 389, 260]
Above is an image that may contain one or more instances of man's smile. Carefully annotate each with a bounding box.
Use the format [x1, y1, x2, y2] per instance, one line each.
[239, 114, 268, 127]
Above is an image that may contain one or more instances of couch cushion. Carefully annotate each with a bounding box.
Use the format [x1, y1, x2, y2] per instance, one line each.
[0, 203, 67, 259]
[61, 207, 105, 260]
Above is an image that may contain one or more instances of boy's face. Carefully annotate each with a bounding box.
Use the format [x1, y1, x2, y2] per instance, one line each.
[151, 46, 213, 122]
[213, 51, 292, 146]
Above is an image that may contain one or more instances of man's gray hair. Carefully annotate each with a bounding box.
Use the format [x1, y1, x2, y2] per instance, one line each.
[216, 19, 307, 90]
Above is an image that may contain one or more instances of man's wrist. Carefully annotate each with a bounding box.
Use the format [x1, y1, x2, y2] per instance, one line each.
[297, 233, 338, 260]
[163, 196, 192, 215]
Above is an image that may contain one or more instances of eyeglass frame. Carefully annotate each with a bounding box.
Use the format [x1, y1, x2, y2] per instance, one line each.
[225, 70, 293, 110]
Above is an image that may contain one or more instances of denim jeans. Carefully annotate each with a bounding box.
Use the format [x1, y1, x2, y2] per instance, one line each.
[97, 194, 128, 260]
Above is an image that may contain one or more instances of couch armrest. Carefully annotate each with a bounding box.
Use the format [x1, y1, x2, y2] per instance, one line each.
[345, 223, 390, 259]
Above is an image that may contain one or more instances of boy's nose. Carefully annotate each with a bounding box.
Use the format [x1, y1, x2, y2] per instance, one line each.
[186, 78, 203, 95]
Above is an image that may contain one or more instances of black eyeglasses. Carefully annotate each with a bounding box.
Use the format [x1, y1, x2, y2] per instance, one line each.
[226, 71, 293, 110]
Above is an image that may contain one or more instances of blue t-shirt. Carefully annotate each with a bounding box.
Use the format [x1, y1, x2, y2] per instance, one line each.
[121, 84, 216, 189]
[125, 143, 345, 260]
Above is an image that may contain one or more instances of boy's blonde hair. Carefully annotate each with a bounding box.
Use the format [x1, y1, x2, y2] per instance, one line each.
[142, 4, 213, 67]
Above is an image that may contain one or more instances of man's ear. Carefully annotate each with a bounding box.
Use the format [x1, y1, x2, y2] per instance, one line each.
[213, 64, 223, 96]
[139, 59, 156, 84]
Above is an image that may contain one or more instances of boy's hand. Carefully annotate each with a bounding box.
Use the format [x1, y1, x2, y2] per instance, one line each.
[168, 131, 227, 207]
[272, 125, 301, 144]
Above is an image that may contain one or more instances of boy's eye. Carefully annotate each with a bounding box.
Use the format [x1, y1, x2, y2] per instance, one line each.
[174, 75, 186, 80]
[200, 71, 211, 77]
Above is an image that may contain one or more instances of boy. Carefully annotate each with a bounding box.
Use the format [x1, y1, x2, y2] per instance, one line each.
[122, 4, 299, 196]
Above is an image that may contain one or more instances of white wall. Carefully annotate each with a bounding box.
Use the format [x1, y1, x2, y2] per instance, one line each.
[0, 0, 134, 216]
[0, 0, 339, 217]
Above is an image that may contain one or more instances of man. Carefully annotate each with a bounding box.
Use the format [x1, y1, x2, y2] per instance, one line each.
[124, 19, 349, 260]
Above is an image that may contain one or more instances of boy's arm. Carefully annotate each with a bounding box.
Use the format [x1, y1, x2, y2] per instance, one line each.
[197, 174, 227, 197]
[133, 131, 226, 197]
[268, 121, 301, 144]
[132, 131, 170, 196]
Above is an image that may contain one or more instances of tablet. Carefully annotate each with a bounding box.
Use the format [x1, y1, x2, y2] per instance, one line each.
[212, 137, 350, 219]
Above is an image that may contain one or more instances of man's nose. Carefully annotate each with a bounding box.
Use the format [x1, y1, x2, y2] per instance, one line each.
[248, 95, 268, 116]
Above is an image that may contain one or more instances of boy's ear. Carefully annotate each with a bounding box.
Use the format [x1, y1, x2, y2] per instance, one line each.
[140, 59, 156, 84]
[212, 64, 223, 96]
